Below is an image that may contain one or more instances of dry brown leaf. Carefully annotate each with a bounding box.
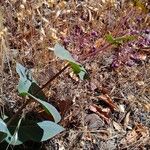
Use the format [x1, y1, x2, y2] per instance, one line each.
[123, 111, 130, 129]
[127, 94, 136, 101]
[137, 53, 147, 61]
[60, 28, 68, 37]
[120, 124, 149, 148]
[97, 94, 118, 110]
[113, 121, 123, 132]
[143, 103, 150, 112]
[89, 104, 110, 124]
[69, 72, 79, 81]
[120, 128, 137, 145]
[58, 1, 67, 9]
[94, 38, 105, 48]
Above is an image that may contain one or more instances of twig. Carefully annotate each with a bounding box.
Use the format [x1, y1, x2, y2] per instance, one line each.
[41, 63, 70, 90]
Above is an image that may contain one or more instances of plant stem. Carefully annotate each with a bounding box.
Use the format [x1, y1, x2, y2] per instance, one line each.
[7, 63, 69, 125]
[41, 63, 70, 90]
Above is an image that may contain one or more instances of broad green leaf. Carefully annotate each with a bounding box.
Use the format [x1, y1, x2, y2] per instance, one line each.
[28, 93, 61, 123]
[6, 119, 64, 144]
[54, 43, 76, 63]
[16, 63, 35, 82]
[16, 63, 35, 96]
[69, 62, 82, 74]
[17, 78, 32, 96]
[0, 118, 8, 142]
[36, 121, 64, 141]
[53, 43, 87, 80]
[28, 82, 47, 101]
[70, 62, 87, 80]
[16, 63, 47, 100]
[18, 120, 64, 142]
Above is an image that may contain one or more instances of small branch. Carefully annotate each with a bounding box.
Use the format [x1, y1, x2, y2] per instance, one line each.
[41, 63, 70, 90]
[7, 63, 70, 125]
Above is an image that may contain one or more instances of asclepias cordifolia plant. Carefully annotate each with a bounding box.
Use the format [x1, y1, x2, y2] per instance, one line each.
[0, 43, 87, 145]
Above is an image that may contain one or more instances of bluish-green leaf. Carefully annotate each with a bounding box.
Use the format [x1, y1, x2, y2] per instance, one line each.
[16, 63, 35, 96]
[5, 133, 23, 145]
[6, 119, 64, 144]
[16, 63, 34, 81]
[28, 93, 61, 123]
[0, 118, 8, 142]
[52, 43, 87, 80]
[19, 120, 64, 142]
[16, 63, 27, 79]
[36, 121, 64, 141]
[54, 44, 76, 62]
[16, 63, 47, 99]
[17, 78, 32, 96]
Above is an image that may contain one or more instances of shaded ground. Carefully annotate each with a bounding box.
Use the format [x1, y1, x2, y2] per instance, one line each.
[0, 0, 150, 149]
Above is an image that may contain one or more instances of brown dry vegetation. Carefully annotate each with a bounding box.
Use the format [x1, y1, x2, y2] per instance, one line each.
[0, 0, 150, 149]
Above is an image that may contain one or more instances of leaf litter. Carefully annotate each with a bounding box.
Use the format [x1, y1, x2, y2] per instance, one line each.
[0, 0, 150, 149]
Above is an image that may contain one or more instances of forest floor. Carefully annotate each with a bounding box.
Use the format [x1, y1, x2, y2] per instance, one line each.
[0, 0, 150, 150]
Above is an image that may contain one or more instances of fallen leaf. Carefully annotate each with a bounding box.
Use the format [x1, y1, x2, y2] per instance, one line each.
[137, 53, 147, 61]
[69, 72, 79, 81]
[90, 82, 97, 91]
[89, 104, 110, 123]
[120, 124, 149, 148]
[120, 128, 137, 145]
[97, 94, 118, 110]
[143, 103, 150, 112]
[94, 38, 105, 48]
[113, 121, 123, 132]
[127, 94, 136, 101]
[123, 111, 130, 129]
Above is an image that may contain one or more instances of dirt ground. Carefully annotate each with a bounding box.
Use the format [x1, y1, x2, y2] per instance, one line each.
[0, 0, 150, 149]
